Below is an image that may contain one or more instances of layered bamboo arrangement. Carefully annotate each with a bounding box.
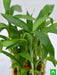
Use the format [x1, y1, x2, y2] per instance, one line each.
[0, 0, 57, 75]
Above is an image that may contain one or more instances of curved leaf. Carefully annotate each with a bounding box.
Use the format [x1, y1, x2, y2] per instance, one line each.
[42, 26, 57, 34]
[0, 23, 7, 31]
[19, 51, 32, 62]
[33, 16, 48, 31]
[2, 51, 21, 67]
[46, 56, 57, 67]
[2, 14, 30, 32]
[52, 23, 57, 28]
[9, 5, 22, 15]
[24, 33, 33, 48]
[38, 5, 54, 18]
[2, 39, 19, 47]
[2, 39, 27, 49]
[41, 45, 48, 62]
[14, 14, 35, 20]
[8, 25, 19, 38]
[0, 35, 9, 40]
[45, 21, 51, 27]
[0, 23, 7, 28]
[33, 31, 54, 57]
[11, 5, 22, 12]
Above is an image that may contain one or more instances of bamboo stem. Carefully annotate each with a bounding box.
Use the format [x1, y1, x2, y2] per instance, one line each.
[31, 51, 34, 75]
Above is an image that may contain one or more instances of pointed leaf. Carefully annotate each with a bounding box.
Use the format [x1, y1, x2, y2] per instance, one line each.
[33, 16, 48, 31]
[45, 21, 51, 27]
[2, 51, 21, 67]
[42, 26, 57, 34]
[46, 56, 57, 67]
[2, 39, 19, 47]
[2, 39, 27, 49]
[14, 14, 35, 20]
[38, 5, 54, 18]
[51, 23, 57, 28]
[24, 33, 33, 48]
[26, 12, 33, 31]
[3, 0, 11, 11]
[19, 51, 32, 62]
[0, 35, 9, 40]
[2, 14, 30, 32]
[0, 23, 7, 28]
[33, 31, 54, 57]
[0, 23, 7, 31]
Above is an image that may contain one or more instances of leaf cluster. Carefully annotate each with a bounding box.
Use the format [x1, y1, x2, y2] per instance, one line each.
[0, 0, 57, 74]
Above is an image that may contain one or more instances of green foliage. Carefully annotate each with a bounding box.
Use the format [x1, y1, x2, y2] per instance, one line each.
[14, 14, 35, 20]
[19, 51, 32, 62]
[0, 23, 7, 31]
[2, 51, 21, 67]
[3, 0, 11, 11]
[0, 42, 3, 53]
[42, 26, 57, 34]
[33, 31, 54, 57]
[2, 39, 27, 49]
[0, 35, 9, 40]
[2, 14, 31, 32]
[38, 5, 54, 18]
[33, 16, 48, 31]
[46, 56, 57, 67]
[11, 5, 22, 12]
[41, 45, 48, 62]
[0, 1, 57, 75]
[9, 5, 22, 15]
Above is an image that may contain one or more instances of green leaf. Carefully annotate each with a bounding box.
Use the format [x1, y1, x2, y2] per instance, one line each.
[33, 16, 48, 31]
[41, 45, 48, 61]
[42, 26, 57, 34]
[21, 69, 27, 75]
[8, 25, 19, 38]
[19, 51, 32, 62]
[2, 39, 27, 49]
[14, 14, 35, 20]
[9, 5, 22, 15]
[35, 59, 41, 69]
[0, 35, 9, 40]
[33, 31, 54, 57]
[2, 39, 19, 47]
[0, 23, 7, 28]
[6, 39, 27, 49]
[11, 5, 22, 12]
[26, 12, 33, 31]
[51, 23, 57, 28]
[2, 14, 30, 32]
[38, 5, 54, 18]
[0, 42, 3, 53]
[0, 23, 7, 31]
[3, 0, 11, 11]
[24, 33, 33, 49]
[46, 56, 57, 67]
[45, 21, 51, 27]
[50, 17, 54, 24]
[2, 51, 21, 67]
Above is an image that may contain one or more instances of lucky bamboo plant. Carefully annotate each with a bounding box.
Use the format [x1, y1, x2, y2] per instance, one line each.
[0, 0, 57, 75]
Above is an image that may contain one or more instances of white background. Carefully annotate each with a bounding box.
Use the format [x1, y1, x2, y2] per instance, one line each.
[0, 0, 57, 75]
